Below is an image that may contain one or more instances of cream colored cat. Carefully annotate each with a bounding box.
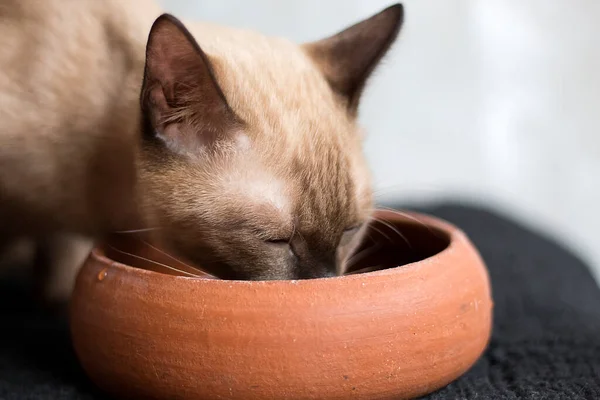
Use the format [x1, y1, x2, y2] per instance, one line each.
[0, 0, 404, 303]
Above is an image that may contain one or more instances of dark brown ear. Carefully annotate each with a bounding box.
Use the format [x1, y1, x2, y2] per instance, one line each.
[140, 14, 240, 154]
[304, 4, 404, 115]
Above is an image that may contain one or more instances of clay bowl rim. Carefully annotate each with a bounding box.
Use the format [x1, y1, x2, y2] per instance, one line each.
[90, 210, 464, 287]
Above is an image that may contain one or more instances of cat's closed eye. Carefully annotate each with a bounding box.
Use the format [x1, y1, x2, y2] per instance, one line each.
[265, 238, 290, 245]
[265, 225, 362, 246]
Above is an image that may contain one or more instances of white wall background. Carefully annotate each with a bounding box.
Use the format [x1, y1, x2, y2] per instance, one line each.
[158, 0, 600, 280]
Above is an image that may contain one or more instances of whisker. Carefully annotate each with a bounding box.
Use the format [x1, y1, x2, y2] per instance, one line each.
[376, 217, 412, 248]
[363, 230, 380, 246]
[106, 244, 203, 278]
[137, 238, 208, 274]
[368, 224, 395, 244]
[346, 243, 383, 269]
[373, 207, 428, 226]
[374, 206, 445, 239]
[370, 216, 412, 248]
[138, 238, 234, 267]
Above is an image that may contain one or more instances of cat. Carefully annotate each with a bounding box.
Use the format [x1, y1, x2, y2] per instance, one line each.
[0, 0, 404, 303]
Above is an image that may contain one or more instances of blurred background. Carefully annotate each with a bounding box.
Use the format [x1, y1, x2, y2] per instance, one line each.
[160, 0, 600, 281]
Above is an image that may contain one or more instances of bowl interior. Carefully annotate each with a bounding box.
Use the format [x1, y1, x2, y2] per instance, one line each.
[345, 213, 450, 274]
[101, 211, 451, 279]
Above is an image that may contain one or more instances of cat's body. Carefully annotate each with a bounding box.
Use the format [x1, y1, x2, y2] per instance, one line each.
[0, 0, 159, 235]
[0, 0, 162, 301]
[0, 0, 161, 298]
[0, 0, 403, 302]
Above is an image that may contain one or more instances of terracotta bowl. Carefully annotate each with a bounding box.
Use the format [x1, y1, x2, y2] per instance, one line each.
[70, 210, 493, 400]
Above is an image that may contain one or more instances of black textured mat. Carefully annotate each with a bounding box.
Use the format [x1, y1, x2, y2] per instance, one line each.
[0, 202, 598, 399]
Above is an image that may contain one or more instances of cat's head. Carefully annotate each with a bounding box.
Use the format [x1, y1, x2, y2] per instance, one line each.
[136, 4, 403, 280]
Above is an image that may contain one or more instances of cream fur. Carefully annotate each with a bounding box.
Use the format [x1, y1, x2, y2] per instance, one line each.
[0, 0, 401, 297]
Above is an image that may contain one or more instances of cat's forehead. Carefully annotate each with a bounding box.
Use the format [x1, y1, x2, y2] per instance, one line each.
[216, 132, 369, 227]
[215, 136, 294, 216]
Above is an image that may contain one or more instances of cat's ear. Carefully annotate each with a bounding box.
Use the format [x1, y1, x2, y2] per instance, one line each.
[140, 14, 240, 154]
[304, 4, 403, 115]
